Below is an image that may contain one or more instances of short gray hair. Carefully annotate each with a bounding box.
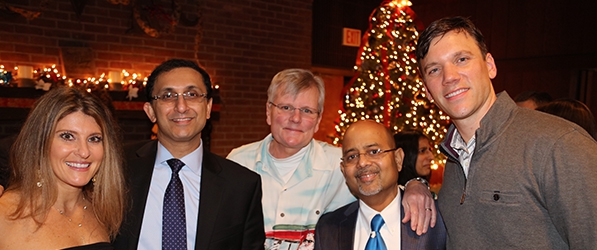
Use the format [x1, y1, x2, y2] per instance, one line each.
[267, 69, 325, 113]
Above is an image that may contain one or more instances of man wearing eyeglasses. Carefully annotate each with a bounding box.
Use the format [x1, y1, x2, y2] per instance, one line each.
[227, 69, 435, 249]
[227, 68, 353, 249]
[314, 120, 446, 250]
[113, 59, 265, 250]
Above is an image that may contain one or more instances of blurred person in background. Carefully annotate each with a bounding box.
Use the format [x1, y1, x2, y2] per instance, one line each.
[514, 90, 552, 109]
[537, 98, 597, 140]
[394, 130, 435, 187]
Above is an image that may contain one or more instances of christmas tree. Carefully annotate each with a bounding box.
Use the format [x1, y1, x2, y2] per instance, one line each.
[334, 0, 450, 170]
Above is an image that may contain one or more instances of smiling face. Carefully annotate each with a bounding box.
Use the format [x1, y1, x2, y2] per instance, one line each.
[49, 111, 103, 190]
[415, 137, 434, 177]
[144, 67, 212, 153]
[340, 120, 404, 208]
[266, 86, 322, 158]
[420, 30, 497, 131]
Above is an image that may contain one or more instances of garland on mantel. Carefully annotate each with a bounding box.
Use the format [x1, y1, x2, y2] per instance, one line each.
[0, 64, 146, 100]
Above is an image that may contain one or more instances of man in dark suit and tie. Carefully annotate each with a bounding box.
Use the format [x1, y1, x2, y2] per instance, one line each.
[314, 120, 445, 250]
[113, 59, 265, 249]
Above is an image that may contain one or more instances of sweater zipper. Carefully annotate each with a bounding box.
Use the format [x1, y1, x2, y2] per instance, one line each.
[460, 179, 466, 204]
[459, 161, 467, 204]
[441, 138, 468, 204]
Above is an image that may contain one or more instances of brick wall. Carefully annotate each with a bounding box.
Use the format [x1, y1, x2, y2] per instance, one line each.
[0, 0, 313, 156]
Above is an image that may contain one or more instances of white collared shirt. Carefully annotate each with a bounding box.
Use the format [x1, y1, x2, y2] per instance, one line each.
[354, 188, 401, 250]
[450, 130, 476, 178]
[138, 141, 203, 249]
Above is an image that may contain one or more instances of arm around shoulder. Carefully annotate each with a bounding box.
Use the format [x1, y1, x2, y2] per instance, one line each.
[401, 178, 436, 235]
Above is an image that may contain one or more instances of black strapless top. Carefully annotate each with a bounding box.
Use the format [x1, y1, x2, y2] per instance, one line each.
[62, 242, 113, 250]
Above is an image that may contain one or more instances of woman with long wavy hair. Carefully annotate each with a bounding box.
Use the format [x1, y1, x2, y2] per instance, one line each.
[0, 87, 126, 249]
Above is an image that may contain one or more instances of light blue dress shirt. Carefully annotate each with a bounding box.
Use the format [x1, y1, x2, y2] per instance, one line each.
[138, 141, 203, 249]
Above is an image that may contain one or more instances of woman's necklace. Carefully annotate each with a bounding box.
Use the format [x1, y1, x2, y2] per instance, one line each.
[53, 197, 88, 227]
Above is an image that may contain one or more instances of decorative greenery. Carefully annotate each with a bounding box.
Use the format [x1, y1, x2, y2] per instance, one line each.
[0, 64, 146, 97]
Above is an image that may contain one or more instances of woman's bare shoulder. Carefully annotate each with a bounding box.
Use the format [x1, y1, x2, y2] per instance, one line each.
[0, 191, 19, 214]
[0, 191, 26, 249]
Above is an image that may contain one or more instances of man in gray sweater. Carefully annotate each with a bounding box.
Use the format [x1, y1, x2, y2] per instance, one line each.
[415, 16, 597, 249]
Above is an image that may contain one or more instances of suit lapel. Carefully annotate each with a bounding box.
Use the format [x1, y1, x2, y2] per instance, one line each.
[195, 150, 224, 249]
[339, 202, 359, 250]
[124, 140, 159, 249]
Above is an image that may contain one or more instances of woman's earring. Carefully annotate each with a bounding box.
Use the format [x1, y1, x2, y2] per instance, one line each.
[36, 169, 43, 187]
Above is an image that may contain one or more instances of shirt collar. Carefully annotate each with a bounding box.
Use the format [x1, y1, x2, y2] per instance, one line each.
[450, 128, 476, 154]
[156, 139, 204, 175]
[358, 186, 401, 232]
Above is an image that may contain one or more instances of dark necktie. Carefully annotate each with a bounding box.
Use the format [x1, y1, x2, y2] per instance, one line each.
[364, 214, 387, 250]
[163, 158, 187, 250]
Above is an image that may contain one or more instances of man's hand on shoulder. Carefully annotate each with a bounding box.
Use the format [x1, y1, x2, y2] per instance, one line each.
[0, 185, 4, 196]
[401, 180, 436, 235]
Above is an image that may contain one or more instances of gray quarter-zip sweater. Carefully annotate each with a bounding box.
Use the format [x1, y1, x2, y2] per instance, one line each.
[438, 92, 597, 249]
